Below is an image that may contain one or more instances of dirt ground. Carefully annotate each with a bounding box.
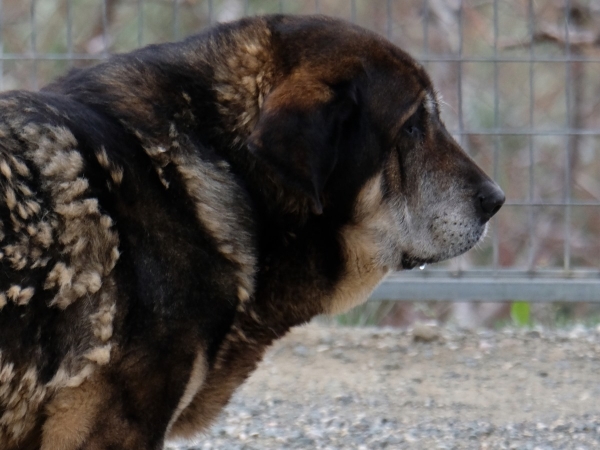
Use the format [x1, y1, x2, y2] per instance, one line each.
[170, 323, 600, 449]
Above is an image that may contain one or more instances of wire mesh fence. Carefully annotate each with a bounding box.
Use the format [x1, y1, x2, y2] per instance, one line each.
[1, 0, 599, 301]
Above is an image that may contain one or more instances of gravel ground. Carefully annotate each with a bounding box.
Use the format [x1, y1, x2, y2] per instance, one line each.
[168, 323, 600, 449]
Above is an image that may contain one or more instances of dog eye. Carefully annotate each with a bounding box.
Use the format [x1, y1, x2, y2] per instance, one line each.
[404, 126, 423, 139]
[400, 105, 425, 141]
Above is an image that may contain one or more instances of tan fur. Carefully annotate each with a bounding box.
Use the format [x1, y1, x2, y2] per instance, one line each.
[135, 117, 257, 306]
[3, 124, 120, 312]
[110, 167, 123, 185]
[0, 364, 47, 446]
[3, 244, 27, 270]
[211, 20, 277, 142]
[168, 359, 257, 441]
[172, 151, 256, 302]
[89, 295, 116, 343]
[95, 147, 110, 170]
[83, 346, 112, 366]
[166, 352, 208, 435]
[4, 187, 16, 210]
[261, 70, 333, 113]
[96, 146, 124, 186]
[0, 116, 122, 447]
[45, 278, 118, 389]
[9, 155, 31, 178]
[0, 159, 12, 179]
[0, 15, 504, 449]
[6, 285, 22, 302]
[41, 377, 105, 450]
[18, 287, 35, 305]
[326, 174, 391, 314]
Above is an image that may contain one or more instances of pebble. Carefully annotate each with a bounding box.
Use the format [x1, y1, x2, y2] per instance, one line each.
[293, 345, 310, 357]
[412, 322, 442, 342]
[165, 324, 600, 449]
[169, 415, 600, 449]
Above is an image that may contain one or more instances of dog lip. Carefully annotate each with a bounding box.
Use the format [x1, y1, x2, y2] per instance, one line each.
[400, 254, 432, 271]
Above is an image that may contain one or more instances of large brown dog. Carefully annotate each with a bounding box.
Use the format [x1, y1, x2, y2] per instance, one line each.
[0, 15, 504, 449]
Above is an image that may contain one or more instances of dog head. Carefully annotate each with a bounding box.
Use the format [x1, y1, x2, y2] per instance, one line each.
[245, 16, 504, 308]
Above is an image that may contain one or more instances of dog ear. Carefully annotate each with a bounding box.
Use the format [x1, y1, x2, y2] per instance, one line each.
[248, 69, 361, 215]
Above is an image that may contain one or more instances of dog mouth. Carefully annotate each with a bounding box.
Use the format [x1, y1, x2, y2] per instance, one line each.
[400, 254, 435, 271]
[399, 224, 487, 271]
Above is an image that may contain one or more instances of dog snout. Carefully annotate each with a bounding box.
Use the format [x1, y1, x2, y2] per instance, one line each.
[475, 180, 505, 222]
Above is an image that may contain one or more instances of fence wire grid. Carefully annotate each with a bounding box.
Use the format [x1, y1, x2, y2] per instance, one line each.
[1, 0, 599, 301]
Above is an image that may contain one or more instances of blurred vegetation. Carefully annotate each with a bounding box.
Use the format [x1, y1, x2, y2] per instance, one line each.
[2, 0, 600, 327]
[510, 301, 531, 327]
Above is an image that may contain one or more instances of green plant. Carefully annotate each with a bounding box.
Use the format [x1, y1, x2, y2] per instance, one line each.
[510, 301, 531, 327]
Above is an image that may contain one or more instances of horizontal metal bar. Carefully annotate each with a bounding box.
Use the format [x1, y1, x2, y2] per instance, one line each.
[449, 129, 600, 136]
[1, 53, 600, 64]
[504, 201, 600, 207]
[418, 55, 600, 63]
[0, 53, 107, 61]
[387, 268, 600, 280]
[372, 276, 600, 302]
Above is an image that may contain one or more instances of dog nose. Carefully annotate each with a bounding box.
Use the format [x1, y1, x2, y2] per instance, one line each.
[476, 180, 505, 221]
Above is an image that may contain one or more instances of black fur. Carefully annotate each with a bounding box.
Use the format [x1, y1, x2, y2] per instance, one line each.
[0, 15, 503, 449]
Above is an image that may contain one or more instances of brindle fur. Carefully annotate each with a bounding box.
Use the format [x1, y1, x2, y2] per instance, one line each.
[0, 15, 504, 449]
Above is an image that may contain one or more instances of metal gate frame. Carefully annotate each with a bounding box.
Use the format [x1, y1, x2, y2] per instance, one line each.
[1, 0, 599, 301]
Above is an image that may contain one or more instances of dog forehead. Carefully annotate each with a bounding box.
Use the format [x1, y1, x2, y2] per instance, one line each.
[267, 15, 436, 103]
[271, 16, 423, 72]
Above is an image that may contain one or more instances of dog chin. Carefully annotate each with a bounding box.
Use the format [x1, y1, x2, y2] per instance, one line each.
[399, 254, 435, 271]
[399, 223, 489, 271]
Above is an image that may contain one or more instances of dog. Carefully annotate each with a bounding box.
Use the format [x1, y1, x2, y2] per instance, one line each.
[0, 14, 504, 449]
